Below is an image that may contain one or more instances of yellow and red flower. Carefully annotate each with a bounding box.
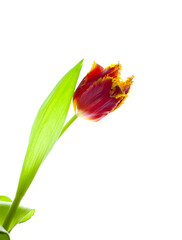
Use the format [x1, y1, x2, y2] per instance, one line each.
[73, 62, 134, 121]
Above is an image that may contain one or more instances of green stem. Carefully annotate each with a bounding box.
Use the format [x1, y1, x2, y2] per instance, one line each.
[3, 114, 78, 232]
[3, 195, 21, 232]
[58, 114, 78, 139]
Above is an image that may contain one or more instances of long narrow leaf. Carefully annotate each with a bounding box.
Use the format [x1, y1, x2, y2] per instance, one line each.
[16, 60, 83, 200]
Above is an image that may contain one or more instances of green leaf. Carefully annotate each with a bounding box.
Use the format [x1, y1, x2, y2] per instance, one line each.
[19, 209, 35, 223]
[16, 60, 83, 200]
[0, 197, 12, 203]
[0, 201, 35, 232]
[0, 225, 10, 240]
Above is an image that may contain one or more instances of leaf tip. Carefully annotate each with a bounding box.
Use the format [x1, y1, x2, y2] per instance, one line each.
[77, 59, 84, 68]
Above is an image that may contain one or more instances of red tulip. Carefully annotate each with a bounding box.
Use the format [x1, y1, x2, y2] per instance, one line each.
[73, 62, 134, 121]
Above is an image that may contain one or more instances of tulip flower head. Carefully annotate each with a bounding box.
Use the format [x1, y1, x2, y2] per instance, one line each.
[73, 62, 134, 121]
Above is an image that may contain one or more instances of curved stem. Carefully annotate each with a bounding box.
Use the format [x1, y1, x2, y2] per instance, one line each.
[58, 114, 78, 139]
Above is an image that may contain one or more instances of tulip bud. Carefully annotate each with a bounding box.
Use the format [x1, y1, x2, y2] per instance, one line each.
[73, 62, 134, 121]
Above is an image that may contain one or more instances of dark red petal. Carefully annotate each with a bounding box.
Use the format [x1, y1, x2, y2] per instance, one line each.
[73, 62, 130, 121]
[73, 63, 104, 102]
[86, 62, 104, 79]
[119, 76, 134, 94]
[73, 63, 122, 103]
[101, 64, 121, 80]
[75, 79, 121, 121]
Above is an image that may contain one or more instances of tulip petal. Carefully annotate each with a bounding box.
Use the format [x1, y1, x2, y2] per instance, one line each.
[73, 62, 134, 121]
[114, 75, 134, 110]
[120, 75, 134, 94]
[73, 62, 104, 111]
[103, 63, 122, 82]
[75, 78, 119, 121]
[87, 61, 104, 79]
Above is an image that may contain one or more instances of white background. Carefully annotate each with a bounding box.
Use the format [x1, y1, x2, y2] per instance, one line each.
[0, 0, 182, 239]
